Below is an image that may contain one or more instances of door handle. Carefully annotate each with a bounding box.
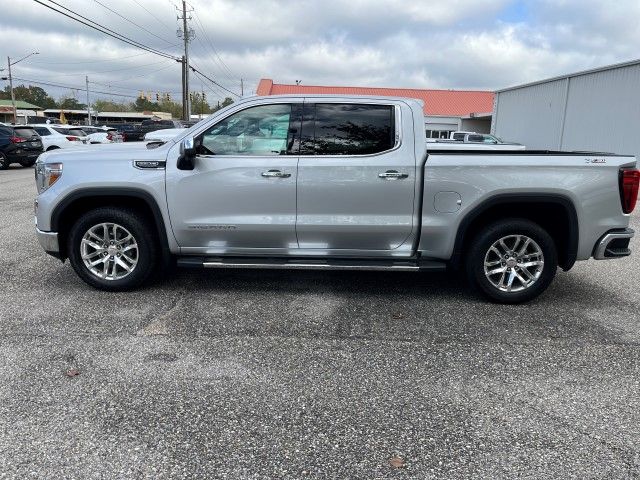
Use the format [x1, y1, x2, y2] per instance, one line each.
[261, 169, 291, 178]
[378, 170, 408, 179]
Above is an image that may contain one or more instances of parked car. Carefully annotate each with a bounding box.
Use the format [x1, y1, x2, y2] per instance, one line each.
[450, 131, 510, 144]
[143, 128, 187, 142]
[34, 95, 638, 303]
[101, 123, 139, 142]
[0, 125, 43, 169]
[29, 124, 91, 151]
[126, 119, 185, 142]
[51, 126, 89, 145]
[82, 126, 123, 144]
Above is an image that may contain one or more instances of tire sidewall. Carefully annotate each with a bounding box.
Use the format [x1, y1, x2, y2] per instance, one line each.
[67, 208, 157, 291]
[0, 153, 8, 170]
[467, 219, 558, 303]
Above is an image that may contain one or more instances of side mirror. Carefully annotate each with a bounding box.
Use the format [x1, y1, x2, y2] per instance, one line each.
[177, 136, 196, 170]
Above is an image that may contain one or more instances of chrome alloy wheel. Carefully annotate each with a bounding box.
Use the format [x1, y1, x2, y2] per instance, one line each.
[483, 234, 544, 293]
[80, 223, 139, 281]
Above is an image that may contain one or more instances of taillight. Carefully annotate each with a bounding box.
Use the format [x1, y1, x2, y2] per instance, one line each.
[121, 133, 126, 141]
[66, 136, 79, 141]
[10, 136, 26, 143]
[106, 133, 113, 141]
[620, 168, 640, 214]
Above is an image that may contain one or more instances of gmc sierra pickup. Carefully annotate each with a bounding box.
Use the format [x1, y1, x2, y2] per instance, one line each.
[34, 95, 639, 303]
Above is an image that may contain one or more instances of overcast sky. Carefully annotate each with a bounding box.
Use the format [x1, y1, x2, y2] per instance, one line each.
[2, 0, 639, 104]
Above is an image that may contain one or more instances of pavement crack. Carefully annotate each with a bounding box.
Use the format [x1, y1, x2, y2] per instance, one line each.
[136, 291, 186, 336]
[481, 384, 640, 476]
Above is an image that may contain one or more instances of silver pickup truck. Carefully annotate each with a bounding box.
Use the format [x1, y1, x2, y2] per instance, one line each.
[34, 95, 639, 303]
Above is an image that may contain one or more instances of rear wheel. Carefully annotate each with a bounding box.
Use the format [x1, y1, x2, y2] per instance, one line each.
[67, 207, 159, 291]
[466, 219, 558, 303]
[0, 152, 8, 170]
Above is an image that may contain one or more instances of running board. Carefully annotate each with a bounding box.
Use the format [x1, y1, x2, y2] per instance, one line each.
[177, 256, 446, 272]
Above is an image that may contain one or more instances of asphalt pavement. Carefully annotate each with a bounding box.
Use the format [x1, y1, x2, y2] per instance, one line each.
[1, 166, 639, 479]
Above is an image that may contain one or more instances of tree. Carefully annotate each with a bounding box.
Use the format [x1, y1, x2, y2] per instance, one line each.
[58, 96, 86, 110]
[93, 99, 132, 112]
[0, 84, 57, 108]
[132, 96, 159, 112]
[157, 98, 183, 119]
[190, 92, 212, 115]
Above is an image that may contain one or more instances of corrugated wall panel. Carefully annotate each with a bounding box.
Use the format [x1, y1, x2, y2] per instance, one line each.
[493, 79, 567, 148]
[561, 64, 640, 158]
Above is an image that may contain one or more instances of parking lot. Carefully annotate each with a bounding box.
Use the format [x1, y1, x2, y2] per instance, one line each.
[1, 165, 639, 478]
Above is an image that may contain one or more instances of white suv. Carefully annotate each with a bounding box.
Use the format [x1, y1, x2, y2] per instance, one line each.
[28, 125, 88, 151]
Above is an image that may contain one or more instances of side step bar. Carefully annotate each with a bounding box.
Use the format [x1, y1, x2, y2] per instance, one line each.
[177, 256, 447, 272]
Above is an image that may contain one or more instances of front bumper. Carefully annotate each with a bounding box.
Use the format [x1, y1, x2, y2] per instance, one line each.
[36, 227, 61, 258]
[593, 228, 635, 260]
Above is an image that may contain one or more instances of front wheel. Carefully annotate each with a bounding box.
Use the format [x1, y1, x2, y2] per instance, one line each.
[466, 219, 558, 303]
[67, 207, 159, 291]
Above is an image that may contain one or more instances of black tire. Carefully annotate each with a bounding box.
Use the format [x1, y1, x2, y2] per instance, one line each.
[0, 152, 9, 170]
[67, 207, 159, 291]
[46, 146, 60, 151]
[466, 218, 558, 304]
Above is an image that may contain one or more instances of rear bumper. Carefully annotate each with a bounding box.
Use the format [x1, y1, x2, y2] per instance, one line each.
[7, 150, 43, 162]
[593, 228, 634, 260]
[36, 227, 61, 259]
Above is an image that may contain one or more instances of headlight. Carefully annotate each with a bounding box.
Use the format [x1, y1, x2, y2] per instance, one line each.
[35, 162, 63, 194]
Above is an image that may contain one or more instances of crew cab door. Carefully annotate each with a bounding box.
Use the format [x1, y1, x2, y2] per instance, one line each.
[165, 102, 300, 254]
[295, 101, 417, 253]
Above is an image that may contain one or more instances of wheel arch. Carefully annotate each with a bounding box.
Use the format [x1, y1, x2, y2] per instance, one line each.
[51, 188, 171, 262]
[451, 193, 579, 271]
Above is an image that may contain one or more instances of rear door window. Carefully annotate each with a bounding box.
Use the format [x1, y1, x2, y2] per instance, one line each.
[301, 103, 395, 155]
[33, 127, 51, 136]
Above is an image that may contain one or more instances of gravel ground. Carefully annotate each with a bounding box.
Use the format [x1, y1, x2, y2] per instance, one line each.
[0, 166, 639, 479]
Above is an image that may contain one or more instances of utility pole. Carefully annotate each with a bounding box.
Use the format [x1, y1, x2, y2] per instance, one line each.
[240, 78, 244, 97]
[7, 57, 16, 124]
[177, 1, 194, 121]
[180, 55, 186, 120]
[85, 76, 91, 126]
[5, 52, 38, 124]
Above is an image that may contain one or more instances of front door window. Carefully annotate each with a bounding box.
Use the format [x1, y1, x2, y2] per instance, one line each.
[198, 104, 292, 156]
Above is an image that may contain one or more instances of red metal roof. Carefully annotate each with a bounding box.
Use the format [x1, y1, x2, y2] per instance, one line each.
[256, 78, 494, 116]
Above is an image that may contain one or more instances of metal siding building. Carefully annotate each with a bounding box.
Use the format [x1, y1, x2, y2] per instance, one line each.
[492, 59, 640, 159]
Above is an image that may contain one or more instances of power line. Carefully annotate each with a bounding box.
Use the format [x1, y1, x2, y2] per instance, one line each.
[131, 0, 175, 32]
[191, 70, 225, 99]
[91, 0, 178, 47]
[98, 62, 177, 83]
[191, 68, 239, 98]
[11, 76, 139, 99]
[30, 51, 154, 65]
[33, 0, 180, 60]
[90, 79, 182, 96]
[191, 10, 237, 83]
[42, 59, 174, 77]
